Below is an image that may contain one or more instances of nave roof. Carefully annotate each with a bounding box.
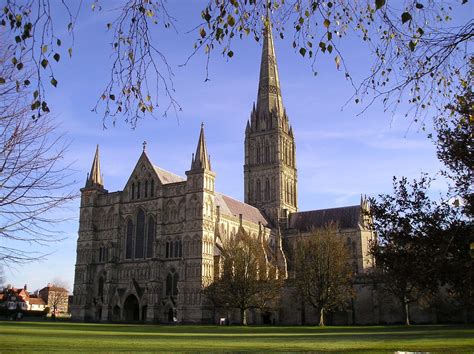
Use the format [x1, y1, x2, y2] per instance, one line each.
[288, 205, 360, 231]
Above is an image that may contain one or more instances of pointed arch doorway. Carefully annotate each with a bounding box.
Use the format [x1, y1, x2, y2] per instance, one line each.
[123, 294, 140, 321]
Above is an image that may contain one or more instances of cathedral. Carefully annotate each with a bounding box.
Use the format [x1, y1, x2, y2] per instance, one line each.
[71, 17, 379, 325]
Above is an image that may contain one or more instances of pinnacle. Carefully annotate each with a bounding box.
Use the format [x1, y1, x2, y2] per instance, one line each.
[191, 123, 211, 170]
[85, 144, 104, 188]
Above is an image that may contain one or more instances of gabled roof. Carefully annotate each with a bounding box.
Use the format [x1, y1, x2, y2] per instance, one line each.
[29, 298, 46, 305]
[215, 193, 269, 226]
[153, 165, 184, 184]
[289, 205, 360, 231]
[40, 285, 68, 293]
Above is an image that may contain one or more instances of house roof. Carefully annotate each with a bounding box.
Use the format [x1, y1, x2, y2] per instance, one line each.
[40, 286, 68, 293]
[215, 193, 269, 226]
[153, 165, 185, 184]
[288, 205, 360, 231]
[29, 298, 46, 305]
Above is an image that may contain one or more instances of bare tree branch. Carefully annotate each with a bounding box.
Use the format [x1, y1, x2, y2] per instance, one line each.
[0, 43, 77, 265]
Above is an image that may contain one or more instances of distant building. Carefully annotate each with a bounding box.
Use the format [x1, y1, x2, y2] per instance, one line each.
[28, 297, 47, 312]
[0, 285, 46, 312]
[39, 284, 69, 314]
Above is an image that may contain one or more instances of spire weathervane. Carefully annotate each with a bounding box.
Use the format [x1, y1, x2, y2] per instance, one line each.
[142, 141, 147, 152]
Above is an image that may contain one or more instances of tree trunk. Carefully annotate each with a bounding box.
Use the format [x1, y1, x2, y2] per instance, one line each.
[318, 307, 325, 326]
[402, 301, 410, 326]
[240, 308, 247, 326]
[301, 299, 306, 325]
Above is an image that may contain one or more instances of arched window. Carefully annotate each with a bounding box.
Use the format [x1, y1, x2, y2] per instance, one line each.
[150, 179, 154, 197]
[145, 180, 148, 198]
[291, 144, 296, 167]
[137, 181, 141, 199]
[135, 210, 145, 259]
[272, 177, 276, 199]
[172, 273, 179, 296]
[146, 216, 154, 258]
[131, 183, 135, 200]
[166, 242, 170, 258]
[178, 199, 186, 221]
[170, 241, 174, 258]
[293, 181, 297, 205]
[264, 178, 270, 201]
[99, 246, 107, 263]
[166, 271, 179, 297]
[98, 276, 105, 299]
[264, 142, 270, 163]
[256, 179, 261, 202]
[107, 209, 114, 228]
[256, 145, 261, 164]
[166, 273, 172, 296]
[167, 200, 177, 222]
[174, 241, 179, 258]
[126, 220, 133, 259]
[281, 177, 285, 202]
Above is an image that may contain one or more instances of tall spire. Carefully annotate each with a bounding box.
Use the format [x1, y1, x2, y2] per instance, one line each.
[256, 4, 284, 119]
[85, 145, 104, 188]
[191, 123, 211, 170]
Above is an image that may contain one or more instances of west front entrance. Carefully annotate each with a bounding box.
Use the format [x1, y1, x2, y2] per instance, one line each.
[123, 294, 140, 321]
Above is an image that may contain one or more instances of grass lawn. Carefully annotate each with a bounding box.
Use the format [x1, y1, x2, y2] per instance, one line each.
[0, 321, 473, 352]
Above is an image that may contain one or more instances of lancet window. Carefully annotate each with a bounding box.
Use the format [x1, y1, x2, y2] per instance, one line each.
[125, 219, 133, 259]
[135, 209, 145, 258]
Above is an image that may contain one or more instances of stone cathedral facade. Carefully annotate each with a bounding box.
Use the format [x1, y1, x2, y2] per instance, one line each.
[71, 19, 381, 325]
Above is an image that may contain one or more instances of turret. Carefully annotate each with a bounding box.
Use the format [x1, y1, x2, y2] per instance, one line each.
[190, 123, 211, 171]
[186, 123, 216, 194]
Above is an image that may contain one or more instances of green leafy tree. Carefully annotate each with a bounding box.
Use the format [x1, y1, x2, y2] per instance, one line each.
[369, 175, 472, 325]
[294, 222, 354, 326]
[435, 59, 473, 217]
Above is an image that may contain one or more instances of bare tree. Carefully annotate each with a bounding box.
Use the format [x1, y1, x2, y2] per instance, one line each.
[204, 228, 283, 325]
[294, 222, 354, 326]
[0, 44, 76, 265]
[41, 279, 70, 316]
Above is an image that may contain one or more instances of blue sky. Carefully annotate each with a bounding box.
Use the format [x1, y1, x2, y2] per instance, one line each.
[4, 1, 459, 291]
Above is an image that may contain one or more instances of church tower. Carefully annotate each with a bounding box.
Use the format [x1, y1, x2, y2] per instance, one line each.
[244, 13, 297, 223]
